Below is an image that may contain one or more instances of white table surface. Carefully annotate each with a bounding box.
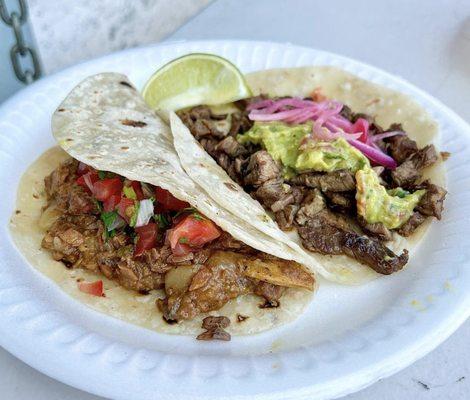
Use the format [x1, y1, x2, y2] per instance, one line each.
[1, 0, 469, 399]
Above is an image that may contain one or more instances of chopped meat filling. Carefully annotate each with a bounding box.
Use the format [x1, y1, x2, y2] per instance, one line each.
[40, 158, 314, 323]
[180, 101, 446, 276]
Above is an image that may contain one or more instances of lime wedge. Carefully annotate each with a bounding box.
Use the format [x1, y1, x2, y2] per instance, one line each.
[142, 53, 252, 111]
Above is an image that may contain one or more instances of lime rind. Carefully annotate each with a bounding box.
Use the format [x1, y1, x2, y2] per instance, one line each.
[143, 53, 252, 111]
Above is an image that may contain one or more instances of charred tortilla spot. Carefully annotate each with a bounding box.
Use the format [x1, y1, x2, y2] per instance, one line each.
[32, 193, 39, 199]
[224, 182, 238, 191]
[119, 81, 134, 89]
[66, 138, 73, 142]
[259, 300, 280, 309]
[120, 119, 147, 128]
[236, 314, 249, 323]
[121, 146, 129, 150]
[57, 108, 65, 112]
[440, 151, 451, 161]
[15, 209, 21, 214]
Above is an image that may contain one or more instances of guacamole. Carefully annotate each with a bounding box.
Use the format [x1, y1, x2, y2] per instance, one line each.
[238, 122, 369, 173]
[239, 121, 424, 229]
[356, 167, 425, 229]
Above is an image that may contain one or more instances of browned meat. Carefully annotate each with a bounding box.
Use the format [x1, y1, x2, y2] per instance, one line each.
[358, 217, 393, 242]
[228, 111, 253, 137]
[177, 106, 235, 140]
[324, 191, 355, 213]
[295, 190, 408, 274]
[44, 158, 78, 200]
[254, 281, 285, 308]
[244, 150, 281, 185]
[196, 316, 231, 341]
[387, 135, 418, 164]
[44, 159, 98, 215]
[416, 182, 447, 219]
[215, 136, 247, 157]
[160, 251, 313, 321]
[254, 179, 288, 209]
[298, 219, 408, 274]
[42, 215, 166, 291]
[161, 252, 254, 321]
[391, 145, 439, 187]
[275, 204, 299, 231]
[290, 170, 356, 192]
[390, 160, 422, 187]
[411, 145, 439, 170]
[397, 212, 427, 237]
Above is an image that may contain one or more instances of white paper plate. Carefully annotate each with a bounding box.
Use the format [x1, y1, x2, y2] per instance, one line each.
[1, 41, 469, 400]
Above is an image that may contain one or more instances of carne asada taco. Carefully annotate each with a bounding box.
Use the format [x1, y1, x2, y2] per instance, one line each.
[9, 73, 317, 338]
[169, 65, 447, 284]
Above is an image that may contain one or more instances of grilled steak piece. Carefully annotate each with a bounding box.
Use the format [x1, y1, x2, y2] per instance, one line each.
[358, 217, 393, 242]
[215, 136, 247, 157]
[391, 144, 438, 187]
[324, 191, 355, 213]
[397, 212, 427, 237]
[244, 150, 281, 185]
[298, 219, 408, 274]
[416, 182, 447, 219]
[290, 170, 356, 192]
[295, 190, 408, 274]
[390, 160, 422, 188]
[275, 204, 299, 231]
[387, 135, 418, 164]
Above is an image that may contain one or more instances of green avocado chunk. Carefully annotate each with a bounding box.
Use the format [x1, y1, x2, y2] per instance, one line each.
[238, 122, 369, 173]
[356, 167, 426, 229]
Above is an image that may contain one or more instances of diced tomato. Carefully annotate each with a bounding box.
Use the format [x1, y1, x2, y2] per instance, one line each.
[116, 197, 135, 222]
[155, 187, 189, 211]
[167, 215, 220, 255]
[352, 118, 370, 143]
[134, 222, 158, 257]
[130, 181, 145, 200]
[171, 241, 191, 256]
[93, 178, 123, 201]
[103, 194, 121, 212]
[77, 280, 104, 297]
[76, 171, 99, 194]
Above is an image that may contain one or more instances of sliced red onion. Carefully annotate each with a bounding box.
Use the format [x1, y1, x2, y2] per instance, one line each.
[370, 131, 406, 142]
[249, 108, 310, 121]
[327, 115, 353, 132]
[351, 118, 370, 143]
[135, 199, 154, 227]
[246, 99, 274, 111]
[83, 173, 95, 193]
[348, 139, 397, 169]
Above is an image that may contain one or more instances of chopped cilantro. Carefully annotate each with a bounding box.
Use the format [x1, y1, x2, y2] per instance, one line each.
[154, 213, 170, 229]
[123, 186, 137, 200]
[100, 210, 118, 240]
[179, 237, 189, 244]
[174, 207, 205, 221]
[98, 170, 107, 180]
[94, 199, 103, 212]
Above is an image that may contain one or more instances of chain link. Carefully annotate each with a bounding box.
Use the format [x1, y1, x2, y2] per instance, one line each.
[1, 0, 41, 83]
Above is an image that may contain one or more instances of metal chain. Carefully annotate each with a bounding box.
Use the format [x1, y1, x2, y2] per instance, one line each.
[0, 0, 41, 84]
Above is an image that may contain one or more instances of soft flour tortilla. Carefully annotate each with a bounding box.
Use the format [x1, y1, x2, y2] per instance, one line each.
[52, 73, 324, 274]
[9, 147, 313, 336]
[170, 66, 446, 284]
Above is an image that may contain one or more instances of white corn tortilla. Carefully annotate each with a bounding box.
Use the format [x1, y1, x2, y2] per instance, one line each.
[9, 146, 313, 336]
[171, 66, 446, 284]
